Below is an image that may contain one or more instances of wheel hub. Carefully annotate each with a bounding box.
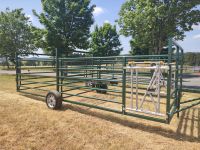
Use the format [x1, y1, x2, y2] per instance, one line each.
[47, 94, 56, 108]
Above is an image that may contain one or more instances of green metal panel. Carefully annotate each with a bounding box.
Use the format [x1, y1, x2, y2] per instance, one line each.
[16, 41, 200, 124]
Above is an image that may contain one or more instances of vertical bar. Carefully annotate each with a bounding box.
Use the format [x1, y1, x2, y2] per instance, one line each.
[175, 46, 179, 115]
[180, 49, 183, 95]
[85, 59, 88, 78]
[177, 48, 183, 117]
[136, 69, 138, 109]
[60, 58, 63, 97]
[112, 63, 114, 79]
[122, 57, 127, 114]
[168, 38, 173, 64]
[18, 55, 22, 90]
[157, 65, 161, 113]
[15, 52, 19, 92]
[56, 49, 60, 92]
[166, 38, 173, 123]
[131, 68, 133, 109]
[99, 58, 101, 79]
[92, 58, 94, 78]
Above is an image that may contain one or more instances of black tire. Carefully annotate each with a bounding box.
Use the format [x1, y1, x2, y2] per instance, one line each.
[110, 78, 118, 85]
[46, 90, 62, 110]
[96, 83, 108, 94]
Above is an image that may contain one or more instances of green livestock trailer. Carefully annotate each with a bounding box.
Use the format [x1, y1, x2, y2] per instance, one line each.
[15, 39, 200, 124]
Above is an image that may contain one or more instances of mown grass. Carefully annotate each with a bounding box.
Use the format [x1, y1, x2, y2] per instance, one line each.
[0, 74, 200, 149]
[0, 75, 16, 92]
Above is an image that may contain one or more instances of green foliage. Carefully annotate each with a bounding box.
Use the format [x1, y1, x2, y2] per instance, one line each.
[33, 0, 95, 56]
[184, 52, 200, 66]
[118, 0, 200, 55]
[0, 8, 37, 68]
[89, 23, 122, 57]
[129, 39, 149, 55]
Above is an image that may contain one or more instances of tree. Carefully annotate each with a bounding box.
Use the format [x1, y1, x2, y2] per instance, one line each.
[89, 23, 122, 57]
[0, 8, 37, 68]
[33, 0, 95, 56]
[118, 0, 200, 55]
[184, 52, 200, 66]
[129, 39, 149, 55]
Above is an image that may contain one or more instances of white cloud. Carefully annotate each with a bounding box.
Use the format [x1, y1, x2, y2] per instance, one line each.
[193, 34, 200, 39]
[104, 20, 110, 23]
[26, 14, 33, 21]
[93, 7, 105, 16]
[192, 24, 200, 30]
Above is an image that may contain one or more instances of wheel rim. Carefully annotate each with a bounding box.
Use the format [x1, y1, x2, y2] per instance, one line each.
[47, 94, 56, 108]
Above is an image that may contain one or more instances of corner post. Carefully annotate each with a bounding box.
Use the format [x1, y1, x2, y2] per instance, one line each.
[175, 46, 180, 117]
[177, 48, 184, 117]
[166, 38, 172, 123]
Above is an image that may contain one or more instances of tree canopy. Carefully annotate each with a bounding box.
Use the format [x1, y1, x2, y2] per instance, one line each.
[184, 52, 200, 66]
[118, 0, 200, 55]
[89, 23, 122, 57]
[0, 8, 37, 68]
[33, 0, 95, 56]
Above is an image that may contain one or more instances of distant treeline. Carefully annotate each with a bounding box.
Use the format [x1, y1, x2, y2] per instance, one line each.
[184, 52, 200, 66]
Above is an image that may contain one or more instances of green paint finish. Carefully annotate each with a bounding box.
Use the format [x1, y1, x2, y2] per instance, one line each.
[15, 40, 200, 124]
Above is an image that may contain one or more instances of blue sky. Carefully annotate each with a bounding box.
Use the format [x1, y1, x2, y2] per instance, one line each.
[0, 0, 199, 53]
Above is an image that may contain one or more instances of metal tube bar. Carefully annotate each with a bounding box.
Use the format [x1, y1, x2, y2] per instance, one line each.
[180, 97, 200, 104]
[56, 49, 60, 92]
[20, 91, 46, 97]
[175, 101, 200, 113]
[62, 92, 122, 104]
[166, 38, 173, 122]
[136, 69, 139, 109]
[131, 68, 133, 109]
[122, 57, 127, 114]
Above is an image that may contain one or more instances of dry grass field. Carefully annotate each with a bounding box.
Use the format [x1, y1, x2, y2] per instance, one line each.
[0, 75, 200, 150]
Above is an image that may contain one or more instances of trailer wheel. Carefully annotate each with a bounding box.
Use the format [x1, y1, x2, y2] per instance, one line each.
[96, 83, 108, 94]
[110, 78, 118, 85]
[46, 91, 62, 110]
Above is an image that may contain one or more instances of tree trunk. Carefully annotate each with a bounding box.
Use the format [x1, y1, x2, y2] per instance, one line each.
[158, 40, 163, 55]
[5, 56, 10, 69]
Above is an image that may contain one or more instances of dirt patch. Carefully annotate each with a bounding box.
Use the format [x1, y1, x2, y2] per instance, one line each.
[0, 90, 200, 150]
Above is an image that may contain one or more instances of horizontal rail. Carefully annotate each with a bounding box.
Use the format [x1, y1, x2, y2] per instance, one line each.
[61, 84, 122, 93]
[62, 92, 122, 104]
[180, 97, 200, 104]
[19, 84, 55, 90]
[63, 99, 122, 113]
[20, 91, 46, 97]
[59, 55, 169, 60]
[17, 72, 55, 75]
[63, 99, 167, 123]
[175, 101, 200, 113]
[182, 88, 200, 93]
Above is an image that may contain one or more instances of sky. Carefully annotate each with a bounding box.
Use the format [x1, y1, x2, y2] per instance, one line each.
[0, 0, 199, 54]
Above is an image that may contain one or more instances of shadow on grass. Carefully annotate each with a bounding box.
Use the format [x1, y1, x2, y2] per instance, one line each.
[62, 103, 200, 143]
[21, 93, 200, 143]
[176, 108, 200, 140]
[21, 94, 45, 102]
